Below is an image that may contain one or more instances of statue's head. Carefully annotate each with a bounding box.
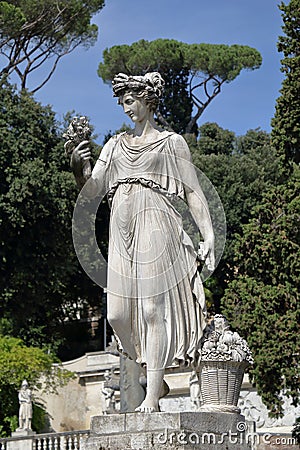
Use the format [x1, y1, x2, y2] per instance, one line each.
[112, 72, 165, 112]
[21, 380, 28, 388]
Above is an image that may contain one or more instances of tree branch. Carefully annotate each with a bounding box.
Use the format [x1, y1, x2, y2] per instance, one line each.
[0, 2, 99, 91]
[28, 51, 51, 73]
[190, 79, 205, 93]
[30, 39, 82, 93]
[191, 92, 204, 109]
[31, 54, 63, 93]
[185, 106, 204, 134]
[14, 65, 24, 86]
[185, 75, 225, 134]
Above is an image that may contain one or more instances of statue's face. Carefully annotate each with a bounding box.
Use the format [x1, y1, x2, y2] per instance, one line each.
[121, 92, 149, 123]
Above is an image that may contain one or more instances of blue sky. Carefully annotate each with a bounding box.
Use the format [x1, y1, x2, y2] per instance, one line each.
[30, 0, 285, 144]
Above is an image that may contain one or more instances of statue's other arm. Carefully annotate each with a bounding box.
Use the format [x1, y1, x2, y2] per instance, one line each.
[70, 137, 116, 198]
[174, 135, 215, 271]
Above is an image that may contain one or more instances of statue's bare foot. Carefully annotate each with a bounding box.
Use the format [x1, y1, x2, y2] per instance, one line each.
[139, 378, 169, 399]
[135, 400, 160, 413]
[159, 380, 170, 399]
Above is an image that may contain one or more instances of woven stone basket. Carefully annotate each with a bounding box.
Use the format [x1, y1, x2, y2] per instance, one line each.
[198, 360, 249, 413]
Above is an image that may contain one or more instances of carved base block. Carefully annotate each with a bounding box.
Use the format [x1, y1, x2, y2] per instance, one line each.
[7, 431, 36, 450]
[82, 412, 252, 450]
[11, 430, 36, 437]
[198, 404, 240, 413]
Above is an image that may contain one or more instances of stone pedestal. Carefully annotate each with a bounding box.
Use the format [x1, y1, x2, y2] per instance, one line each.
[8, 430, 36, 450]
[82, 411, 252, 449]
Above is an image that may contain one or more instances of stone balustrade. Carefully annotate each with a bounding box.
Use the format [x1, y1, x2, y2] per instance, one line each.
[0, 430, 89, 450]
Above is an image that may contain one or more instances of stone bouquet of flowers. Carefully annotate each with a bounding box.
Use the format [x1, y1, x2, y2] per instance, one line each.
[63, 116, 92, 179]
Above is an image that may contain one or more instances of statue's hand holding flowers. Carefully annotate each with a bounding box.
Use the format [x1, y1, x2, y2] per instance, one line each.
[63, 116, 92, 184]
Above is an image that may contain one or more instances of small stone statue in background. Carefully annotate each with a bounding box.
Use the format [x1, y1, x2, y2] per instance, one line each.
[17, 380, 33, 431]
[101, 370, 119, 414]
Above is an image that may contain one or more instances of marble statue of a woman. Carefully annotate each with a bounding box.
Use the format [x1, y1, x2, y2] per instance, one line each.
[70, 72, 215, 412]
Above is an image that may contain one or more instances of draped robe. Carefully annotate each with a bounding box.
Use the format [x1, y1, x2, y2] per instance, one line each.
[92, 131, 207, 368]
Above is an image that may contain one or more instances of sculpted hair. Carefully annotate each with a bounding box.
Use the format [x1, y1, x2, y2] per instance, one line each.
[112, 72, 165, 111]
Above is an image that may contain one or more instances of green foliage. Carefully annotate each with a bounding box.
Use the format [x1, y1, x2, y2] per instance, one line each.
[98, 39, 262, 135]
[222, 169, 300, 416]
[220, 1, 300, 417]
[192, 128, 280, 238]
[158, 65, 194, 134]
[32, 403, 49, 434]
[271, 0, 300, 164]
[0, 415, 18, 438]
[0, 335, 73, 435]
[0, 82, 101, 354]
[0, 0, 105, 92]
[236, 128, 271, 154]
[189, 127, 282, 309]
[195, 122, 235, 156]
[185, 42, 261, 80]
